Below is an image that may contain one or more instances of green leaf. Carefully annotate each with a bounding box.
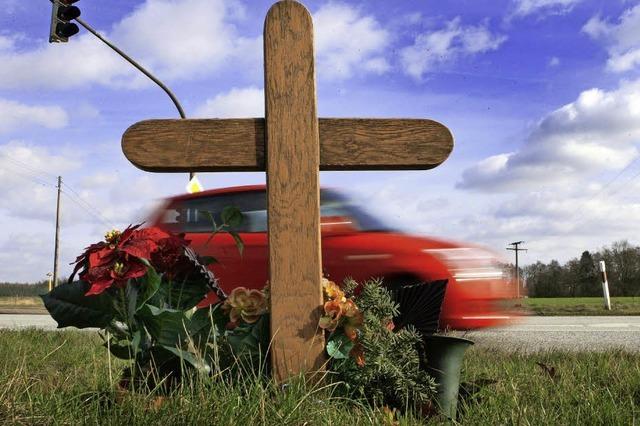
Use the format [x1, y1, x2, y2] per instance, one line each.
[169, 277, 210, 310]
[126, 282, 138, 322]
[41, 281, 114, 329]
[221, 206, 243, 228]
[136, 267, 161, 311]
[139, 305, 189, 347]
[229, 231, 244, 256]
[131, 329, 142, 355]
[226, 315, 269, 356]
[106, 340, 136, 360]
[207, 304, 229, 337]
[147, 274, 209, 311]
[326, 333, 354, 360]
[139, 305, 212, 348]
[199, 256, 218, 265]
[161, 345, 211, 374]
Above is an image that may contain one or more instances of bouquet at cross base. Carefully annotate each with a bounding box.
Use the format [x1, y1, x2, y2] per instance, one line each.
[320, 277, 436, 410]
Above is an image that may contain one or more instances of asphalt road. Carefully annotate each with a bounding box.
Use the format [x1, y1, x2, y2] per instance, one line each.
[1, 314, 639, 352]
[460, 316, 640, 352]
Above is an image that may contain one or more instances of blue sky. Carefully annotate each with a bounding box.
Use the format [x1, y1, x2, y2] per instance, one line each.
[1, 0, 640, 282]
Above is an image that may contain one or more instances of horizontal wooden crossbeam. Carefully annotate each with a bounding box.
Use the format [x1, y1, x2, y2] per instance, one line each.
[121, 118, 453, 172]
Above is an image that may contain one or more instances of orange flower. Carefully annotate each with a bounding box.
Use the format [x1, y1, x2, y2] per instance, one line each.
[322, 278, 345, 302]
[342, 300, 363, 341]
[350, 342, 365, 367]
[319, 299, 344, 331]
[223, 287, 268, 324]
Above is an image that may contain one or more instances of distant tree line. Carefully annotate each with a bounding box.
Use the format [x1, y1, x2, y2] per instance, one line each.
[522, 241, 640, 297]
[0, 280, 51, 297]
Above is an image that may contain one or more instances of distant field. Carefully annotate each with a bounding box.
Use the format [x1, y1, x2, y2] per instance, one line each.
[0, 296, 46, 314]
[520, 297, 640, 316]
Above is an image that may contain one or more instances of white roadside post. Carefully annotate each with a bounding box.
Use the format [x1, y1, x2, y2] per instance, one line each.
[598, 260, 612, 311]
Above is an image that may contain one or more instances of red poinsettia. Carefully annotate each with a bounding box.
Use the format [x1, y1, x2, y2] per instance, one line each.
[71, 224, 189, 296]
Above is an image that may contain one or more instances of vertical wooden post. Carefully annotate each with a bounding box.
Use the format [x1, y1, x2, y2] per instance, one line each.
[52, 176, 62, 288]
[264, 0, 325, 380]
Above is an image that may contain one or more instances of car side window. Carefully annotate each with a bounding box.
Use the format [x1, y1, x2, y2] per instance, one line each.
[161, 189, 364, 233]
[164, 191, 267, 233]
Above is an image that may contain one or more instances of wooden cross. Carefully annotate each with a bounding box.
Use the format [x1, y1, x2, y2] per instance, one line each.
[121, 0, 453, 382]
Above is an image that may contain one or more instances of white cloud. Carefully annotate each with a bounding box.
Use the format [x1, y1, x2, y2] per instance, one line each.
[195, 87, 264, 118]
[80, 172, 119, 189]
[582, 5, 640, 73]
[511, 0, 582, 18]
[400, 17, 506, 80]
[0, 141, 78, 221]
[548, 56, 560, 67]
[0, 230, 57, 282]
[0, 99, 68, 133]
[112, 0, 258, 81]
[0, 0, 260, 90]
[458, 78, 640, 191]
[313, 2, 391, 80]
[0, 33, 135, 90]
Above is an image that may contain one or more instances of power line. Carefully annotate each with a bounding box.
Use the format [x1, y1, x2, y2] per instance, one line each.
[1, 162, 56, 188]
[0, 151, 59, 181]
[60, 189, 113, 227]
[60, 182, 115, 227]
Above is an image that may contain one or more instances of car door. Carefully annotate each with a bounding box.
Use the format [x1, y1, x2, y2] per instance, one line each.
[320, 190, 396, 285]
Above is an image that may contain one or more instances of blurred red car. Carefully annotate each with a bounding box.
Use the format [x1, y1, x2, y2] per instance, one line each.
[148, 185, 518, 329]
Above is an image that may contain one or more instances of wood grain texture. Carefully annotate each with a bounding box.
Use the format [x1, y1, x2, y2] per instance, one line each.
[264, 0, 325, 381]
[121, 118, 453, 172]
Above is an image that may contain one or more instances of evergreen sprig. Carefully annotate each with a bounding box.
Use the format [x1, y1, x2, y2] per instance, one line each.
[329, 278, 435, 410]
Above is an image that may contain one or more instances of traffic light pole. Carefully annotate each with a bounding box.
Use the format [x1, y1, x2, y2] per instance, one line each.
[73, 16, 194, 181]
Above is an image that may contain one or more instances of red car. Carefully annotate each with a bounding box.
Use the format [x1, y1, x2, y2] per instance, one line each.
[148, 185, 518, 329]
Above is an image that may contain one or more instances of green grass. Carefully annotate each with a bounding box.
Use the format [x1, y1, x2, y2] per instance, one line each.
[521, 296, 640, 316]
[0, 329, 638, 425]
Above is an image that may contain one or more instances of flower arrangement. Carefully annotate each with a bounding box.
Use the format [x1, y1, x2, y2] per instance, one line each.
[42, 209, 270, 389]
[42, 220, 445, 412]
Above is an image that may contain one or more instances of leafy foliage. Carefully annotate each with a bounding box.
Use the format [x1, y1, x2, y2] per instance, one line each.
[327, 278, 436, 410]
[39, 209, 274, 391]
[41, 280, 113, 329]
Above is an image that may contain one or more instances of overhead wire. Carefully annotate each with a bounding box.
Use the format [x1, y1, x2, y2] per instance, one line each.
[0, 151, 59, 181]
[0, 155, 115, 227]
[568, 156, 640, 229]
[59, 185, 114, 228]
[1, 161, 56, 188]
[60, 189, 113, 228]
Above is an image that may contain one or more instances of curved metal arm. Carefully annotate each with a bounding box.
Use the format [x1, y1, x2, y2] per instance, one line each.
[75, 17, 194, 180]
[75, 17, 186, 119]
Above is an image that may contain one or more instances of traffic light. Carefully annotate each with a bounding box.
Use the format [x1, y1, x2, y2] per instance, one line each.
[49, 0, 81, 43]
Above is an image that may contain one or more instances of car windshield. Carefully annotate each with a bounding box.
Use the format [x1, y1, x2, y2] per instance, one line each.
[321, 190, 396, 232]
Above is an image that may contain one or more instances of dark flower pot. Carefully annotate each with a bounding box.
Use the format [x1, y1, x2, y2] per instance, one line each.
[422, 335, 474, 420]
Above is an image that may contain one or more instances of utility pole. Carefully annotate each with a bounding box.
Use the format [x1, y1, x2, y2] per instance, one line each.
[52, 176, 62, 288]
[507, 241, 527, 298]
